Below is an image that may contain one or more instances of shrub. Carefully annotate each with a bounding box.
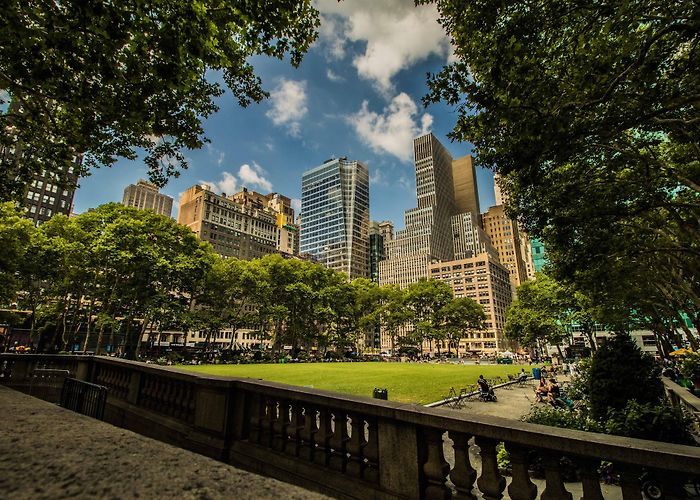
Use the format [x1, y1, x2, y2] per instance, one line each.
[679, 352, 700, 382]
[604, 400, 694, 445]
[524, 405, 603, 433]
[588, 333, 663, 420]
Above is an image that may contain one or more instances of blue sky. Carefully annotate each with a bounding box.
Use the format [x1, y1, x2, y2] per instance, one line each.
[73, 1, 496, 229]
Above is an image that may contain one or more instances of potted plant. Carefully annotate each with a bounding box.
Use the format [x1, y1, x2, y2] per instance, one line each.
[678, 352, 700, 392]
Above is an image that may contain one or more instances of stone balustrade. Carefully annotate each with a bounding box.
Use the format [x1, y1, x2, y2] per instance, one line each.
[664, 377, 700, 445]
[2, 354, 699, 499]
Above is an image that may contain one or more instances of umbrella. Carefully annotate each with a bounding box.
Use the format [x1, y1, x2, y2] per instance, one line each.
[669, 348, 693, 357]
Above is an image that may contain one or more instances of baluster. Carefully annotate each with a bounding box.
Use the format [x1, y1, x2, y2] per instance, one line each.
[329, 411, 350, 472]
[345, 413, 367, 477]
[363, 418, 379, 483]
[272, 399, 290, 451]
[301, 405, 318, 462]
[475, 437, 506, 500]
[285, 402, 304, 457]
[449, 431, 477, 500]
[421, 427, 450, 499]
[260, 398, 276, 448]
[505, 443, 537, 500]
[174, 382, 185, 419]
[141, 377, 152, 409]
[315, 408, 333, 467]
[540, 452, 573, 500]
[576, 458, 604, 500]
[248, 393, 263, 444]
[185, 384, 196, 422]
[617, 463, 643, 500]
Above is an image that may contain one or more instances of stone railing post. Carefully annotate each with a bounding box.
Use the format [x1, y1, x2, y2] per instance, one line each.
[377, 418, 421, 498]
[505, 443, 537, 500]
[450, 431, 477, 500]
[475, 436, 506, 500]
[126, 370, 142, 405]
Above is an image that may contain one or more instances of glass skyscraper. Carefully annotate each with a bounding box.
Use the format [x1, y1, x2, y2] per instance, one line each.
[300, 157, 370, 279]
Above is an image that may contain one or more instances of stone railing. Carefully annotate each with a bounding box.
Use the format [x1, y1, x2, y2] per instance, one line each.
[664, 377, 700, 445]
[2, 354, 700, 499]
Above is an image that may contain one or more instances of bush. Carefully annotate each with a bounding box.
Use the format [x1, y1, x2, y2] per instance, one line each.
[679, 352, 700, 382]
[604, 400, 694, 445]
[588, 333, 663, 420]
[524, 405, 603, 433]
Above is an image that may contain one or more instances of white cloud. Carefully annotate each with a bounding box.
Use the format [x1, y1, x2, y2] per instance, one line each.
[315, 0, 451, 94]
[201, 163, 273, 196]
[200, 171, 238, 195]
[326, 69, 344, 82]
[265, 79, 308, 137]
[238, 162, 273, 192]
[291, 198, 301, 215]
[348, 92, 433, 162]
[369, 167, 387, 186]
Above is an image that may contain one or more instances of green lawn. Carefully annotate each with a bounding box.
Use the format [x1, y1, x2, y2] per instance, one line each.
[178, 362, 531, 404]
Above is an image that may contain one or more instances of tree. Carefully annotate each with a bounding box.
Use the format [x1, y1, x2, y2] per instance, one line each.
[1, 1, 320, 201]
[441, 297, 486, 356]
[423, 0, 699, 333]
[588, 333, 663, 420]
[376, 285, 411, 355]
[405, 279, 453, 353]
[0, 202, 35, 303]
[504, 274, 571, 356]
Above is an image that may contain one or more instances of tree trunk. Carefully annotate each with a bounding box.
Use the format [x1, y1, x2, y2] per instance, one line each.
[82, 297, 96, 352]
[135, 319, 150, 358]
[95, 322, 106, 355]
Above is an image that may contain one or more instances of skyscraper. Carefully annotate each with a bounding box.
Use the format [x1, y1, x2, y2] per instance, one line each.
[368, 222, 385, 283]
[482, 204, 528, 294]
[24, 158, 81, 226]
[300, 158, 369, 279]
[452, 155, 481, 226]
[122, 179, 174, 217]
[380, 134, 457, 288]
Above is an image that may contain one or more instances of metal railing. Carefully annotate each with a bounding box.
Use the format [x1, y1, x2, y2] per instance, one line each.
[60, 377, 107, 420]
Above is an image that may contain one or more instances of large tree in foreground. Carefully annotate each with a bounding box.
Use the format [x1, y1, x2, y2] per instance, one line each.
[423, 0, 699, 331]
[0, 0, 319, 201]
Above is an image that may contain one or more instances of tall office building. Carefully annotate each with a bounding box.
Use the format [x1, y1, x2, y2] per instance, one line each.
[451, 212, 497, 260]
[380, 134, 457, 287]
[531, 238, 547, 273]
[452, 155, 481, 226]
[122, 179, 174, 217]
[368, 222, 385, 283]
[177, 185, 299, 260]
[23, 158, 81, 226]
[429, 254, 513, 354]
[300, 158, 369, 279]
[482, 204, 528, 294]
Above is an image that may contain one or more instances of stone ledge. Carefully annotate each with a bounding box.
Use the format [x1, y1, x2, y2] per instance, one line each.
[0, 385, 327, 499]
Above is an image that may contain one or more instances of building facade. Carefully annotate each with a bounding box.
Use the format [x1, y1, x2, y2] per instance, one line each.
[531, 238, 547, 272]
[300, 158, 370, 279]
[429, 254, 513, 355]
[380, 134, 458, 287]
[122, 179, 174, 217]
[482, 205, 528, 294]
[23, 158, 81, 226]
[368, 222, 385, 283]
[178, 185, 280, 259]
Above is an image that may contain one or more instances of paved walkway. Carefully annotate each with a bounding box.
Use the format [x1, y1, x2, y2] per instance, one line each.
[0, 386, 327, 500]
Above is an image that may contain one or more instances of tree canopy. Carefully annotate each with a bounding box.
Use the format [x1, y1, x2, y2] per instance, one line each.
[0, 203, 487, 357]
[0, 0, 320, 201]
[424, 0, 699, 337]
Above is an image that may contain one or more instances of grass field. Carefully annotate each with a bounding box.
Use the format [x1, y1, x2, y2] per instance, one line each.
[178, 362, 531, 404]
